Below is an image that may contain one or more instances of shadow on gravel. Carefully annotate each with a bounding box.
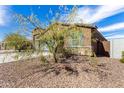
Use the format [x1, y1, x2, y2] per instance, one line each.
[42, 63, 79, 77]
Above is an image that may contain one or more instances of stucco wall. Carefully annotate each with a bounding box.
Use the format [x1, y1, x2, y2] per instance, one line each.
[63, 26, 92, 56]
[109, 38, 124, 59]
[32, 24, 108, 56]
[102, 41, 110, 56]
[91, 28, 109, 56]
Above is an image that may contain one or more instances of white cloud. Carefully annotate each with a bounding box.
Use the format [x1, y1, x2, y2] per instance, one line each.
[75, 5, 124, 24]
[74, 5, 124, 39]
[98, 22, 124, 32]
[0, 6, 10, 26]
[106, 34, 124, 39]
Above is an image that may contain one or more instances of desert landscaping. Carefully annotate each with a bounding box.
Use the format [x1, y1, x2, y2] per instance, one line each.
[1, 5, 124, 88]
[0, 56, 124, 88]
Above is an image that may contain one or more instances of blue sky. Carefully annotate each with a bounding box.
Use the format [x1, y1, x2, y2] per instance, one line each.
[1, 5, 124, 41]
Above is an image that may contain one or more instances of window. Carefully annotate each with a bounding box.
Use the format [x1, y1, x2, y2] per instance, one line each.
[35, 40, 49, 52]
[68, 31, 84, 47]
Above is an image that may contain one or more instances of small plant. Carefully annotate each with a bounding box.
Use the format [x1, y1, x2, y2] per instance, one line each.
[120, 58, 124, 63]
[89, 56, 98, 67]
[120, 51, 124, 63]
[122, 51, 124, 58]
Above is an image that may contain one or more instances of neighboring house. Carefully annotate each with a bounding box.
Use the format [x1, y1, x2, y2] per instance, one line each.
[32, 23, 110, 57]
[109, 38, 124, 59]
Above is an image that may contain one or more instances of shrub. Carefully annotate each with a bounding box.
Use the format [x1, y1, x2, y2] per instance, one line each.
[120, 51, 124, 63]
[122, 51, 124, 58]
[4, 33, 33, 52]
[120, 58, 124, 63]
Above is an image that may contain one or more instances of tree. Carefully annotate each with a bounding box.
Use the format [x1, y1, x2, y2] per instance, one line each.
[38, 23, 69, 63]
[13, 5, 84, 63]
[4, 33, 33, 52]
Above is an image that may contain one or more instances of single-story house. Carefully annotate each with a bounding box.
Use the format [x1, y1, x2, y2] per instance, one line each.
[32, 23, 110, 57]
[109, 38, 124, 59]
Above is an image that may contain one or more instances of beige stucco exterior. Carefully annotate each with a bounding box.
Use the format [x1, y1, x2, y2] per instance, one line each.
[32, 23, 110, 57]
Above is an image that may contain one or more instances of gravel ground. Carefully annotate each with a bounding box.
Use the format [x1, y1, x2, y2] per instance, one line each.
[0, 56, 124, 88]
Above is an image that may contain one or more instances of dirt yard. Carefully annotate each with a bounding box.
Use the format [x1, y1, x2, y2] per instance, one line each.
[0, 56, 124, 88]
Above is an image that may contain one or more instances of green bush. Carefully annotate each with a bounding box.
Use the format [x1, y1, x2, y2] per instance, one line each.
[120, 51, 124, 63]
[122, 51, 124, 58]
[120, 59, 124, 63]
[4, 33, 33, 51]
[120, 58, 124, 63]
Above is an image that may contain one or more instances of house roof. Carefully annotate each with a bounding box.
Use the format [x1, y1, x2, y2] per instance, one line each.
[95, 29, 107, 41]
[32, 22, 107, 41]
[32, 22, 97, 33]
[58, 23, 106, 41]
[58, 22, 97, 29]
